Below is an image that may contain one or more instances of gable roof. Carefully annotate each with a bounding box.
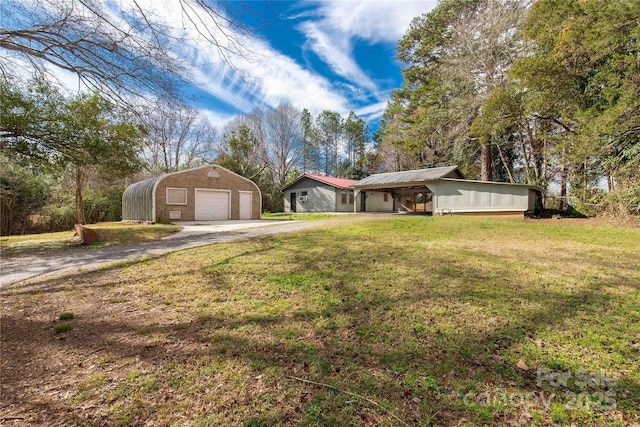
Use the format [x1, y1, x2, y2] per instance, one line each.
[352, 166, 463, 189]
[282, 173, 359, 190]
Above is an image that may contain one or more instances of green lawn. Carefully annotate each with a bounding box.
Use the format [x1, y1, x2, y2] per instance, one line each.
[1, 216, 638, 426]
[262, 212, 340, 221]
[0, 222, 182, 256]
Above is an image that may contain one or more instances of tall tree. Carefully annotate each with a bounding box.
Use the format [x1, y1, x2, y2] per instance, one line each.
[341, 111, 369, 178]
[383, 0, 528, 179]
[510, 0, 640, 209]
[315, 110, 343, 176]
[263, 104, 303, 187]
[300, 108, 319, 174]
[144, 97, 217, 173]
[343, 112, 367, 166]
[216, 120, 266, 180]
[1, 79, 145, 223]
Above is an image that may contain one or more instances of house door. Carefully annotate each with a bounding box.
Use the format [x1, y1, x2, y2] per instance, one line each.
[360, 191, 366, 212]
[290, 192, 297, 212]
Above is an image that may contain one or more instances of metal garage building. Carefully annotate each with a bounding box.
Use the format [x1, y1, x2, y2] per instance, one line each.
[122, 165, 261, 222]
[352, 166, 542, 218]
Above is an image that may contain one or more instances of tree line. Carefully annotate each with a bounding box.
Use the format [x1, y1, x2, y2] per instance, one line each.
[376, 0, 639, 215]
[0, 76, 371, 234]
[0, 0, 371, 235]
[2, 0, 638, 235]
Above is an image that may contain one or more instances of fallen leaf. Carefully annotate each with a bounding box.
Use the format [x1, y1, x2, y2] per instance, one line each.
[517, 359, 529, 371]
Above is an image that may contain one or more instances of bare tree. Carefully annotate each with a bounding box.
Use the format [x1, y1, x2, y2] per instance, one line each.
[216, 116, 268, 180]
[263, 104, 303, 186]
[144, 97, 218, 172]
[0, 0, 257, 106]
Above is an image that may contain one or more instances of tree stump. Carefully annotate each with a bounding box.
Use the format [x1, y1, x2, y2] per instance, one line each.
[73, 224, 98, 245]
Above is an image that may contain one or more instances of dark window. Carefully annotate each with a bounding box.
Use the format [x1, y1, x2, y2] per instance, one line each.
[384, 193, 389, 202]
[349, 191, 354, 204]
[341, 190, 347, 205]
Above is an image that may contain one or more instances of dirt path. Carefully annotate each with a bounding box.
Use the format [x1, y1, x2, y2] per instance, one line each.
[0, 215, 385, 287]
[0, 220, 330, 287]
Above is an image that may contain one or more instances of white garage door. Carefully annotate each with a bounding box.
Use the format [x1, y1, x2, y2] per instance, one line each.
[195, 189, 230, 220]
[239, 191, 252, 220]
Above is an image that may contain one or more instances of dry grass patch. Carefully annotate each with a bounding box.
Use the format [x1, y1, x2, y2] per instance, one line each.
[0, 222, 181, 256]
[1, 216, 639, 426]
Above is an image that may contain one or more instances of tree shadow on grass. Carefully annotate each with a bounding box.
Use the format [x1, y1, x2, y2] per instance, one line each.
[1, 231, 638, 425]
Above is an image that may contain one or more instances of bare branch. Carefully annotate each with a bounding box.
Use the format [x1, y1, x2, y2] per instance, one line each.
[0, 0, 259, 109]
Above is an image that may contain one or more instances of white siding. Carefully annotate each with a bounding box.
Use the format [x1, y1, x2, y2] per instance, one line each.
[361, 191, 394, 212]
[284, 185, 336, 212]
[432, 180, 529, 213]
[335, 189, 355, 212]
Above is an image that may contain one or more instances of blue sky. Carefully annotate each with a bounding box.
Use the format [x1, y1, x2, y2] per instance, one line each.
[8, 0, 437, 130]
[175, 0, 438, 129]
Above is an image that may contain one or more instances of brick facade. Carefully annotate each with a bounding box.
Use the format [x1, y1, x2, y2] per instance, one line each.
[152, 166, 261, 222]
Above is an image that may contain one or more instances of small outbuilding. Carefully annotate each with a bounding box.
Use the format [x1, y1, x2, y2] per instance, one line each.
[351, 166, 542, 218]
[281, 173, 358, 213]
[122, 165, 261, 222]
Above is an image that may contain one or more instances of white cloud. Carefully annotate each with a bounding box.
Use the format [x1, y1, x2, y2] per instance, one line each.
[122, 0, 353, 117]
[354, 100, 388, 118]
[1, 51, 90, 94]
[5, 0, 425, 129]
[295, 0, 436, 101]
[124, 0, 436, 123]
[197, 108, 237, 129]
[310, 0, 437, 43]
[298, 21, 378, 92]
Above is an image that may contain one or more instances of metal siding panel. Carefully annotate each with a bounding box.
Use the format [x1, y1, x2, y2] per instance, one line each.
[307, 186, 335, 212]
[124, 165, 262, 222]
[286, 177, 328, 191]
[365, 192, 394, 212]
[353, 166, 460, 187]
[122, 176, 161, 221]
[437, 180, 529, 212]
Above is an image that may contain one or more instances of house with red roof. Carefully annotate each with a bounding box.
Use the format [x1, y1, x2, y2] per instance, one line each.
[281, 173, 367, 213]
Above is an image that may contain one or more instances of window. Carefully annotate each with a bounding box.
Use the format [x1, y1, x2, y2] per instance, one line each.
[341, 190, 347, 205]
[348, 191, 354, 204]
[166, 187, 187, 205]
[301, 191, 308, 197]
[384, 193, 389, 202]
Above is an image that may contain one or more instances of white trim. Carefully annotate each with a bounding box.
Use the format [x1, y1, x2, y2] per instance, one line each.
[166, 187, 187, 205]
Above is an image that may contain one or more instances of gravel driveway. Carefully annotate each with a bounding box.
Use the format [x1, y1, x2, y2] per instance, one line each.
[0, 219, 334, 287]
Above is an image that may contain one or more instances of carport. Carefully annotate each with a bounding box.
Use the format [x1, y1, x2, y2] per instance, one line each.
[351, 166, 464, 214]
[351, 166, 542, 217]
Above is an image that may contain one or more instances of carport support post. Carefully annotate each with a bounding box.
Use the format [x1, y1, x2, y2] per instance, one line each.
[353, 189, 360, 213]
[431, 184, 437, 213]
